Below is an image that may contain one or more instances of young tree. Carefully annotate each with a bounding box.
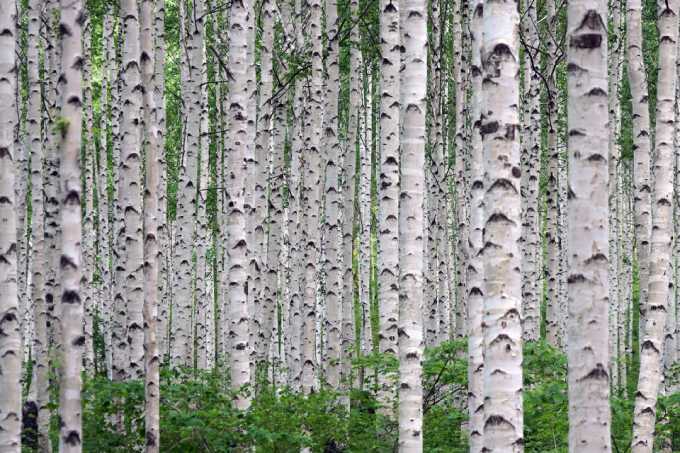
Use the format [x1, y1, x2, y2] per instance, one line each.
[119, 0, 145, 380]
[141, 0, 161, 449]
[323, 0, 343, 390]
[57, 0, 85, 449]
[377, 0, 400, 413]
[398, 0, 427, 449]
[521, 0, 541, 341]
[631, 0, 680, 449]
[28, 0, 51, 447]
[566, 0, 612, 449]
[480, 0, 524, 448]
[226, 0, 254, 409]
[301, 0, 323, 395]
[627, 0, 652, 333]
[467, 0, 484, 449]
[0, 0, 21, 450]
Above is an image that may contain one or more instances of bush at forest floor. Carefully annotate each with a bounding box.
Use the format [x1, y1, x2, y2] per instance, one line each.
[51, 340, 679, 452]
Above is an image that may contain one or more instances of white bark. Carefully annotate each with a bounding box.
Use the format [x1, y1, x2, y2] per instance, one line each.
[398, 0, 427, 449]
[141, 0, 161, 448]
[226, 0, 254, 409]
[323, 0, 343, 390]
[631, 0, 680, 449]
[627, 0, 652, 334]
[480, 0, 524, 449]
[377, 0, 400, 413]
[468, 0, 484, 449]
[0, 0, 21, 448]
[566, 0, 612, 449]
[58, 0, 84, 448]
[120, 0, 145, 379]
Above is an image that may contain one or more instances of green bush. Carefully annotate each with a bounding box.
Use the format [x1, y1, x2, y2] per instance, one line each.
[77, 340, 680, 452]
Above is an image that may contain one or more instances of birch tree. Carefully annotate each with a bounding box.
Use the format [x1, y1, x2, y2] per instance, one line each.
[0, 0, 21, 449]
[57, 0, 84, 449]
[141, 0, 161, 448]
[467, 0, 485, 449]
[324, 0, 343, 390]
[226, 0, 253, 409]
[120, 0, 145, 380]
[377, 0, 400, 413]
[631, 0, 680, 449]
[480, 0, 524, 448]
[566, 0, 612, 449]
[398, 0, 427, 449]
[627, 0, 652, 332]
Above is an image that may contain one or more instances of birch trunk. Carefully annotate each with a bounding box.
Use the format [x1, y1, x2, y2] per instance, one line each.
[398, 0, 427, 449]
[300, 0, 323, 395]
[607, 0, 623, 387]
[566, 0, 612, 449]
[467, 0, 484, 449]
[631, 0, 680, 449]
[173, 0, 200, 368]
[323, 0, 343, 390]
[141, 0, 161, 448]
[627, 0, 652, 334]
[521, 0, 540, 341]
[154, 0, 168, 363]
[82, 17, 95, 374]
[480, 0, 524, 449]
[99, 9, 114, 378]
[342, 0, 360, 392]
[258, 0, 277, 374]
[120, 0, 145, 379]
[0, 0, 21, 448]
[28, 0, 51, 448]
[545, 0, 561, 347]
[377, 0, 400, 413]
[195, 0, 211, 371]
[58, 0, 84, 448]
[227, 0, 253, 409]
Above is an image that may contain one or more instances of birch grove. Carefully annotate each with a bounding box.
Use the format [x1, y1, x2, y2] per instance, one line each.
[0, 0, 679, 451]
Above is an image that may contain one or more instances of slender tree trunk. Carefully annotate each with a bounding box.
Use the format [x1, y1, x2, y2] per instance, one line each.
[195, 0, 211, 371]
[0, 0, 21, 449]
[453, 0, 469, 339]
[111, 11, 128, 382]
[631, 0, 680, 449]
[323, 0, 343, 391]
[627, 0, 652, 335]
[154, 0, 168, 363]
[342, 0, 360, 393]
[57, 0, 84, 449]
[300, 0, 323, 395]
[607, 0, 623, 388]
[377, 0, 400, 414]
[28, 0, 51, 448]
[256, 0, 277, 376]
[545, 0, 561, 347]
[480, 0, 524, 450]
[226, 0, 254, 409]
[119, 0, 145, 380]
[398, 0, 427, 449]
[173, 0, 200, 368]
[521, 0, 540, 341]
[467, 0, 484, 449]
[44, 0, 63, 373]
[566, 0, 612, 449]
[359, 65, 373, 363]
[82, 16, 96, 375]
[140, 0, 161, 449]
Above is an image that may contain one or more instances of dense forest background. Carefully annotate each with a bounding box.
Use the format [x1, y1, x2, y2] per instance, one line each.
[1, 0, 680, 451]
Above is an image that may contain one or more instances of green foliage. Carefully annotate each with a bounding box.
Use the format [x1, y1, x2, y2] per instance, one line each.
[78, 340, 680, 452]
